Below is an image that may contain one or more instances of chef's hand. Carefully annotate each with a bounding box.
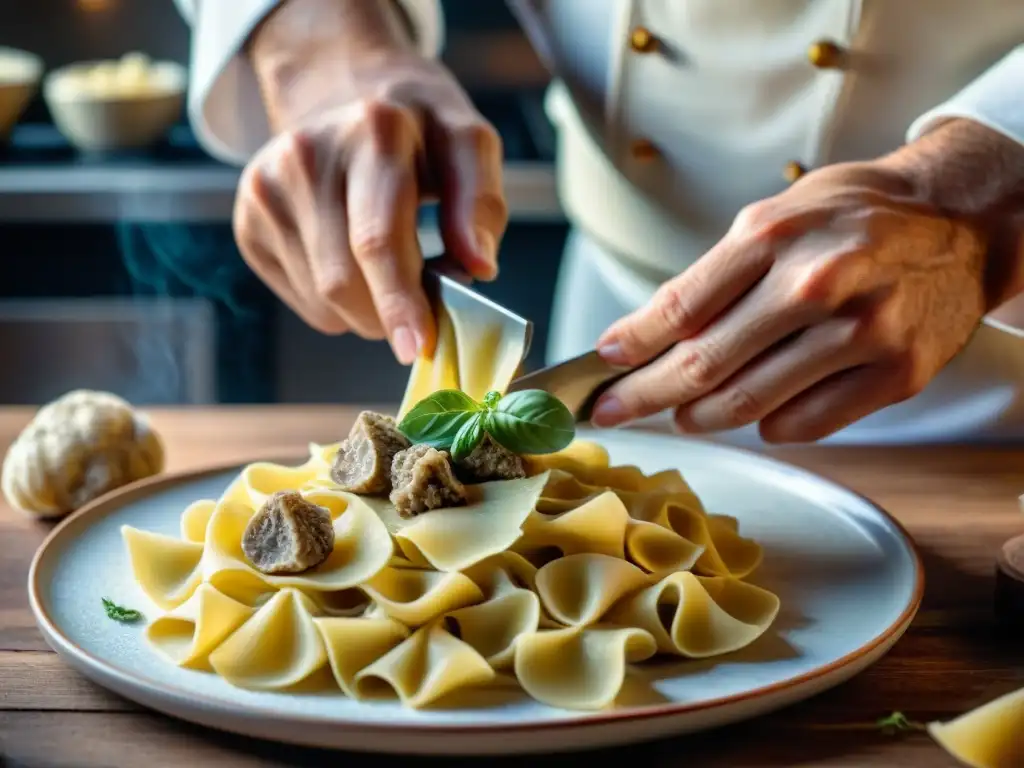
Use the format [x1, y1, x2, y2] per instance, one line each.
[592, 119, 1024, 442]
[233, 0, 506, 363]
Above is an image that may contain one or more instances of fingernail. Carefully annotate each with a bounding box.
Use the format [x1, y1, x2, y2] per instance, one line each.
[590, 394, 628, 428]
[597, 340, 628, 366]
[391, 325, 419, 366]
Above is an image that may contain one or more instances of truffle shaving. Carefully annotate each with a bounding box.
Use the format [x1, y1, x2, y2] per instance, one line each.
[242, 490, 335, 574]
[330, 411, 410, 494]
[454, 434, 526, 483]
[389, 444, 467, 518]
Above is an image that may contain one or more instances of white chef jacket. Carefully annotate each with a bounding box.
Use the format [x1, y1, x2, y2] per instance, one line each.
[174, 0, 1024, 444]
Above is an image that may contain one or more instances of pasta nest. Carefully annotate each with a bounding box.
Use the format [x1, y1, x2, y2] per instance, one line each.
[121, 440, 780, 711]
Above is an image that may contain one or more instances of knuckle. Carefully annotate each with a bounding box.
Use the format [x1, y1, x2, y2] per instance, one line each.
[785, 251, 855, 309]
[374, 291, 417, 329]
[824, 316, 862, 350]
[720, 385, 764, 426]
[311, 254, 357, 306]
[733, 201, 779, 241]
[670, 345, 718, 391]
[787, 263, 833, 308]
[315, 272, 352, 306]
[349, 229, 397, 265]
[358, 98, 402, 127]
[453, 121, 503, 158]
[858, 305, 908, 357]
[358, 100, 419, 154]
[734, 201, 768, 231]
[848, 315, 891, 354]
[276, 129, 305, 159]
[274, 128, 316, 175]
[476, 189, 509, 228]
[653, 283, 699, 337]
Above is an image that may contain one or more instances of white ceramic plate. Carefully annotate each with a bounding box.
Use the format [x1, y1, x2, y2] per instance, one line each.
[29, 430, 923, 755]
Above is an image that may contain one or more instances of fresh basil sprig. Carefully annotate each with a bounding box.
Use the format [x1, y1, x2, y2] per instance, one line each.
[396, 390, 482, 449]
[398, 388, 574, 458]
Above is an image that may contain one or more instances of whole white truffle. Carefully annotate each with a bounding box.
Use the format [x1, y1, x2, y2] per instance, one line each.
[1, 390, 165, 519]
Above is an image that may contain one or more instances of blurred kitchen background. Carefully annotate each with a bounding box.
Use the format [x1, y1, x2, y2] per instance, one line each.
[0, 0, 565, 406]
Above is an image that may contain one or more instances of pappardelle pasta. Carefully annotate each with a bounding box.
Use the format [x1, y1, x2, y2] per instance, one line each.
[120, 298, 781, 711]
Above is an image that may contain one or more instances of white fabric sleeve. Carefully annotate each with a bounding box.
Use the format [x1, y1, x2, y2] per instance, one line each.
[907, 45, 1024, 147]
[173, 0, 445, 166]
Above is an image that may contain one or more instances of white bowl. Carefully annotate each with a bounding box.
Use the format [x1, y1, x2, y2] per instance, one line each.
[0, 47, 44, 141]
[43, 55, 186, 152]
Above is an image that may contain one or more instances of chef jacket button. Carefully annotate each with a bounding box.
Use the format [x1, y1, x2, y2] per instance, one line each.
[630, 138, 660, 161]
[783, 161, 806, 183]
[630, 26, 659, 54]
[807, 39, 845, 69]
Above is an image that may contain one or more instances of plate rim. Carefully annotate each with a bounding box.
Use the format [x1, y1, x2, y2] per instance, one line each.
[28, 433, 925, 735]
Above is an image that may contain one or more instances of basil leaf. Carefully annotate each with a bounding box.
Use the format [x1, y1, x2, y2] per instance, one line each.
[398, 389, 481, 448]
[486, 390, 575, 455]
[483, 390, 501, 409]
[450, 412, 485, 461]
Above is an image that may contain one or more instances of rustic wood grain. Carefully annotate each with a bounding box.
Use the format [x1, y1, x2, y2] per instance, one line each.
[1, 406, 1023, 767]
[0, 652, 136, 712]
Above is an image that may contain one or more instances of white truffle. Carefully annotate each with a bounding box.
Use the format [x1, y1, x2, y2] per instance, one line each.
[1, 389, 165, 519]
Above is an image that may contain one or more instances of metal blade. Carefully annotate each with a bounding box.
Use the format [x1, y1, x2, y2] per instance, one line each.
[507, 350, 629, 423]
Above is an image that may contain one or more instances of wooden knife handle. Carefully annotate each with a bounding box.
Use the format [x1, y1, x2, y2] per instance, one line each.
[995, 532, 1024, 627]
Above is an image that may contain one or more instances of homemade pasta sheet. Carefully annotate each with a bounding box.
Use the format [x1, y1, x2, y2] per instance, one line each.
[120, 300, 781, 711]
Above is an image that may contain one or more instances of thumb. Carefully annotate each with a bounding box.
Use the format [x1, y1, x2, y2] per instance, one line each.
[435, 120, 507, 280]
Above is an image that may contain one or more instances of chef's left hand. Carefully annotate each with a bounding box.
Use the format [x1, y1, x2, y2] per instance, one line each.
[591, 155, 995, 442]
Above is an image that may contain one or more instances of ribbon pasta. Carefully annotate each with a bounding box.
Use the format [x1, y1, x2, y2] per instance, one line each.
[121, 438, 780, 710]
[120, 297, 780, 711]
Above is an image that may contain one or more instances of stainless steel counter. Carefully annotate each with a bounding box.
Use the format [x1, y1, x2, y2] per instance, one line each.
[0, 161, 560, 224]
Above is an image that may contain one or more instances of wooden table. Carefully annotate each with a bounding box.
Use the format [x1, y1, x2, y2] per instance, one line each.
[2, 406, 1022, 767]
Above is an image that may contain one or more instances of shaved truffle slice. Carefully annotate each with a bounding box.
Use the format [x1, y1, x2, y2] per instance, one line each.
[454, 434, 526, 483]
[330, 411, 411, 494]
[242, 490, 335, 574]
[389, 444, 467, 518]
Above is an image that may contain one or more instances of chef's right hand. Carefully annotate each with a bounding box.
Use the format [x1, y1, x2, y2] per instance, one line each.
[233, 0, 506, 363]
